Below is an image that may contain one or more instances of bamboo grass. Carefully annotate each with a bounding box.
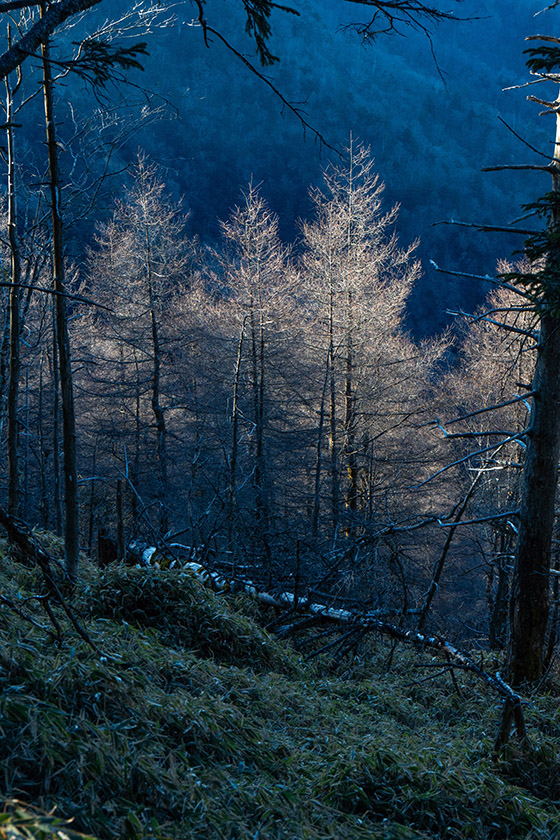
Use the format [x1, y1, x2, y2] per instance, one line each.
[0, 536, 559, 839]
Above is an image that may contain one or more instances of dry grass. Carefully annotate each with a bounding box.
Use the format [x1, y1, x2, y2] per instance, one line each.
[0, 534, 559, 839]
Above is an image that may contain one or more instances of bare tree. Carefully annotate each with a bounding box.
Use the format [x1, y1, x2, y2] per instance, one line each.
[80, 156, 192, 534]
[219, 184, 293, 560]
[4, 29, 22, 516]
[300, 144, 445, 545]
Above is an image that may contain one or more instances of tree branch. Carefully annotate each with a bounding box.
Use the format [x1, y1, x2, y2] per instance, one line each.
[433, 219, 540, 235]
[415, 432, 528, 488]
[0, 0, 104, 80]
[192, 0, 338, 152]
[482, 164, 555, 172]
[439, 392, 537, 427]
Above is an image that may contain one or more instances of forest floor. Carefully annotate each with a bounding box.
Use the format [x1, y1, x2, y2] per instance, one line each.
[1, 534, 560, 840]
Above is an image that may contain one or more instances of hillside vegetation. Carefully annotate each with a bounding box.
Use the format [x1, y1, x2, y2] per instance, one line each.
[1, 535, 560, 840]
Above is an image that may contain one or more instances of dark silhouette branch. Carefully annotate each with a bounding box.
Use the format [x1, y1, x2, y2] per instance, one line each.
[0, 0, 104, 80]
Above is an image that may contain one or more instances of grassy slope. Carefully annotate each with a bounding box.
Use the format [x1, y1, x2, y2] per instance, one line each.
[0, 537, 559, 840]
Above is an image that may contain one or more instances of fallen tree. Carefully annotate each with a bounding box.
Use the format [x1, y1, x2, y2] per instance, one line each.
[180, 558, 526, 751]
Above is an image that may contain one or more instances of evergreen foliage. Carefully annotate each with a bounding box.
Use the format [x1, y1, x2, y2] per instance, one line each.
[501, 191, 560, 314]
[69, 38, 149, 87]
[524, 44, 560, 74]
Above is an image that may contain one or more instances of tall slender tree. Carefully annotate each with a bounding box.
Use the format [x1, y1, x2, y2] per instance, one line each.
[5, 25, 22, 516]
[80, 157, 192, 533]
[41, 5, 80, 579]
[494, 37, 560, 684]
[219, 184, 291, 553]
[300, 144, 440, 541]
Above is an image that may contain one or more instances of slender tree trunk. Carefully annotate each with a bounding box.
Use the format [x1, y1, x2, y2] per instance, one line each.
[42, 18, 79, 579]
[150, 304, 167, 532]
[116, 478, 124, 562]
[0, 290, 10, 432]
[343, 139, 359, 532]
[418, 471, 482, 631]
[6, 57, 21, 516]
[144, 221, 168, 534]
[228, 319, 245, 544]
[545, 551, 560, 670]
[257, 291, 266, 521]
[249, 292, 265, 523]
[87, 439, 97, 554]
[312, 364, 329, 539]
[343, 287, 358, 528]
[131, 358, 141, 528]
[488, 527, 512, 650]
[38, 353, 49, 528]
[328, 281, 340, 531]
[22, 363, 29, 518]
[51, 319, 62, 536]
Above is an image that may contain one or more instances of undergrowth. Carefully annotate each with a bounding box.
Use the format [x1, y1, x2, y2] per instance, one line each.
[0, 535, 559, 839]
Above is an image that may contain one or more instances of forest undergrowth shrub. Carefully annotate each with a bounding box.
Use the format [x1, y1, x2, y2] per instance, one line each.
[82, 565, 297, 674]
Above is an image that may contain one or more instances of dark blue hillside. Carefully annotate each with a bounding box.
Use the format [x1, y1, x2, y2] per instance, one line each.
[54, 0, 556, 333]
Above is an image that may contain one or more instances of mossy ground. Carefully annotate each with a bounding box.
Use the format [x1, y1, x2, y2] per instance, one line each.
[1, 535, 559, 840]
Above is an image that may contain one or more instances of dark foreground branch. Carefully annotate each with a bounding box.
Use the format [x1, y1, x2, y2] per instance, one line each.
[0, 505, 100, 652]
[0, 0, 104, 80]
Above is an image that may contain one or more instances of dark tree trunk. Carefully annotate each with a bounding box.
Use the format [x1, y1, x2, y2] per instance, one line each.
[508, 312, 560, 683]
[141, 215, 168, 535]
[116, 479, 124, 562]
[42, 19, 80, 580]
[5, 59, 21, 516]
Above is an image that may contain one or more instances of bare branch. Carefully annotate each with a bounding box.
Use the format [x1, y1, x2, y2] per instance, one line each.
[447, 309, 537, 337]
[0, 280, 113, 310]
[429, 260, 532, 299]
[526, 34, 560, 44]
[192, 1, 338, 153]
[482, 163, 555, 172]
[437, 510, 520, 527]
[495, 114, 551, 160]
[418, 469, 483, 630]
[435, 422, 526, 440]
[440, 392, 537, 427]
[415, 432, 528, 488]
[433, 219, 540, 235]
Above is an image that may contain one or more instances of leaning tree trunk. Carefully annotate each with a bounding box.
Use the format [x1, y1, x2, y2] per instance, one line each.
[41, 18, 80, 580]
[143, 218, 168, 535]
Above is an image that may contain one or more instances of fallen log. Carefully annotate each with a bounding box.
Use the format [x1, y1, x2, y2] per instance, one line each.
[174, 559, 526, 750]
